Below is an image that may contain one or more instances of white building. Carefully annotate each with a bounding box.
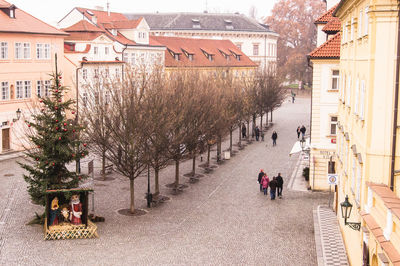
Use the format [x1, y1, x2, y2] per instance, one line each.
[124, 12, 278, 70]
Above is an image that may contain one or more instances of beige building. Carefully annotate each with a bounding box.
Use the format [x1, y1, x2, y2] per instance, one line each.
[334, 0, 400, 265]
[308, 3, 341, 190]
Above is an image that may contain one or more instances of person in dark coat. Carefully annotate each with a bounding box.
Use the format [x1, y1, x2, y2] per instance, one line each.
[255, 126, 260, 141]
[258, 169, 264, 192]
[300, 125, 306, 139]
[242, 124, 247, 138]
[276, 173, 284, 198]
[269, 177, 278, 200]
[271, 131, 278, 146]
[296, 126, 301, 139]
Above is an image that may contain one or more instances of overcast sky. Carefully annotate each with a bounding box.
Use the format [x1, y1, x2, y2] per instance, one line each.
[9, 0, 280, 26]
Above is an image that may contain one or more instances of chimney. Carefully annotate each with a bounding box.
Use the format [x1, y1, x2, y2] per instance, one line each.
[107, 1, 110, 16]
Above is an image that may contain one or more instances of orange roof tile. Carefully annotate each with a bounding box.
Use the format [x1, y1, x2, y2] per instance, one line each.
[322, 17, 341, 33]
[0, 0, 67, 35]
[81, 60, 124, 64]
[64, 32, 103, 41]
[103, 18, 142, 29]
[367, 182, 400, 221]
[63, 20, 103, 32]
[315, 4, 340, 24]
[308, 32, 341, 59]
[150, 36, 257, 68]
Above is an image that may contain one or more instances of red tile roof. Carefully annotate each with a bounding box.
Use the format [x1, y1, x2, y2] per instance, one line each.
[150, 36, 256, 68]
[0, 0, 67, 35]
[366, 182, 400, 221]
[64, 32, 103, 41]
[315, 4, 340, 24]
[102, 18, 142, 29]
[63, 20, 103, 32]
[308, 32, 341, 59]
[322, 17, 341, 33]
[76, 7, 128, 24]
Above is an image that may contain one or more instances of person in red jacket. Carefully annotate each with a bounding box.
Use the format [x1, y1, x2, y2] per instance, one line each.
[261, 174, 270, 196]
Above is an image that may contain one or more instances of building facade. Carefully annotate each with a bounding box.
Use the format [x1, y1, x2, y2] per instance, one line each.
[334, 0, 400, 265]
[124, 12, 278, 70]
[0, 0, 67, 153]
[308, 3, 341, 191]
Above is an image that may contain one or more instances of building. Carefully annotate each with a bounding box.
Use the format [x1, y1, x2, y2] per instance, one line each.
[334, 0, 400, 265]
[124, 12, 278, 70]
[0, 0, 67, 153]
[150, 36, 257, 74]
[308, 2, 341, 191]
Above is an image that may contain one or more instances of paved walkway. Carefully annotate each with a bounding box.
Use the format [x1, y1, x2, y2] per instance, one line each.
[0, 96, 332, 265]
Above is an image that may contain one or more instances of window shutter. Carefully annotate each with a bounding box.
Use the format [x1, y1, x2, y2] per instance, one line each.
[355, 79, 359, 114]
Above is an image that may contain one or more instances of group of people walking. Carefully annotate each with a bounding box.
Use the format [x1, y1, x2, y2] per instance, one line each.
[257, 169, 283, 200]
[296, 125, 306, 139]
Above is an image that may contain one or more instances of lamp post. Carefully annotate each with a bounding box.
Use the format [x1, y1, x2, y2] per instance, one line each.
[340, 195, 361, 231]
[13, 108, 21, 122]
[146, 164, 152, 208]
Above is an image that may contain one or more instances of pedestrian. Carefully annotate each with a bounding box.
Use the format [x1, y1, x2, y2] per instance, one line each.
[300, 125, 306, 139]
[296, 126, 301, 139]
[269, 177, 278, 200]
[291, 90, 296, 103]
[258, 169, 264, 192]
[271, 131, 278, 146]
[276, 173, 284, 198]
[242, 124, 247, 138]
[255, 126, 260, 141]
[261, 174, 270, 196]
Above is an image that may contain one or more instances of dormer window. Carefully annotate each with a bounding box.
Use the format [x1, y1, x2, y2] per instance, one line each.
[1, 5, 16, 18]
[188, 54, 193, 61]
[9, 8, 14, 18]
[224, 19, 233, 30]
[111, 29, 117, 36]
[168, 49, 180, 61]
[182, 49, 194, 61]
[201, 49, 214, 61]
[174, 53, 180, 61]
[219, 50, 230, 60]
[192, 19, 201, 29]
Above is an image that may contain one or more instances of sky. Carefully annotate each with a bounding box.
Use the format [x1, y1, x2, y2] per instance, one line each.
[9, 0, 280, 26]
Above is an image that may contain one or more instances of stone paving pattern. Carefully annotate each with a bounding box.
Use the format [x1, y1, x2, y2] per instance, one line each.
[0, 96, 331, 265]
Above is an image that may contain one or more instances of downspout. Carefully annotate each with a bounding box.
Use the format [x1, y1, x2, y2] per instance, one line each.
[307, 55, 314, 190]
[75, 61, 83, 174]
[390, 2, 400, 191]
[121, 44, 128, 79]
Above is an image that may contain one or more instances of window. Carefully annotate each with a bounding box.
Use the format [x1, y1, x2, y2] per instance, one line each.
[350, 18, 354, 41]
[236, 43, 242, 51]
[130, 53, 136, 65]
[10, 9, 14, 18]
[23, 43, 30, 58]
[82, 92, 88, 107]
[332, 70, 339, 90]
[360, 80, 366, 119]
[328, 161, 335, 174]
[105, 47, 109, 55]
[1, 81, 9, 100]
[24, 81, 31, 98]
[93, 46, 98, 55]
[330, 116, 337, 135]
[82, 69, 87, 80]
[15, 43, 22, 59]
[188, 54, 193, 61]
[174, 54, 180, 61]
[355, 79, 359, 114]
[356, 165, 361, 203]
[36, 43, 50, 59]
[16, 81, 23, 99]
[94, 69, 99, 78]
[37, 80, 50, 97]
[346, 75, 351, 106]
[253, 44, 259, 56]
[115, 68, 120, 79]
[37, 81, 43, 97]
[44, 80, 50, 96]
[358, 10, 363, 38]
[0, 42, 8, 59]
[364, 7, 369, 36]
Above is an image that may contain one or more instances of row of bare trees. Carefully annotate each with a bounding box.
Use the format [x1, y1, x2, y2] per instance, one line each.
[81, 65, 285, 214]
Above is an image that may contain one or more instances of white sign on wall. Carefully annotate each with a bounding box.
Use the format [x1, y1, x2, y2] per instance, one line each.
[328, 174, 338, 185]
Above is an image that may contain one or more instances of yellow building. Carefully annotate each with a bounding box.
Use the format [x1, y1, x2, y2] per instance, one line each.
[334, 0, 400, 265]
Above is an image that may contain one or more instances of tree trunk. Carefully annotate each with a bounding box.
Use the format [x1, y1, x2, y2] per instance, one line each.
[229, 128, 233, 154]
[192, 153, 196, 176]
[252, 114, 256, 138]
[102, 148, 106, 181]
[129, 178, 135, 214]
[175, 159, 180, 188]
[154, 167, 159, 196]
[247, 120, 250, 140]
[260, 113, 263, 131]
[270, 109, 273, 122]
[207, 144, 211, 166]
[266, 111, 269, 127]
[217, 135, 222, 161]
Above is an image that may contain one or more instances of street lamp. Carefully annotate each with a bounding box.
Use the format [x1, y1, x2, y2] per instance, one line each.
[340, 195, 361, 231]
[13, 108, 21, 122]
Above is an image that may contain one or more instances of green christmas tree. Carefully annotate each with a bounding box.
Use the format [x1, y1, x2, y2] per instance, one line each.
[21, 57, 88, 206]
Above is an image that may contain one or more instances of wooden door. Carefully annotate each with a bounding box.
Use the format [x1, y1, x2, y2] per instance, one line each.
[2, 128, 10, 151]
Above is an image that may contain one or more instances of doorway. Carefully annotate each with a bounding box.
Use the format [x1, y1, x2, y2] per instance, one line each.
[2, 128, 10, 151]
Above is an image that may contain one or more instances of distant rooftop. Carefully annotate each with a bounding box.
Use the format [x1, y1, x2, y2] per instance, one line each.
[124, 12, 276, 33]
